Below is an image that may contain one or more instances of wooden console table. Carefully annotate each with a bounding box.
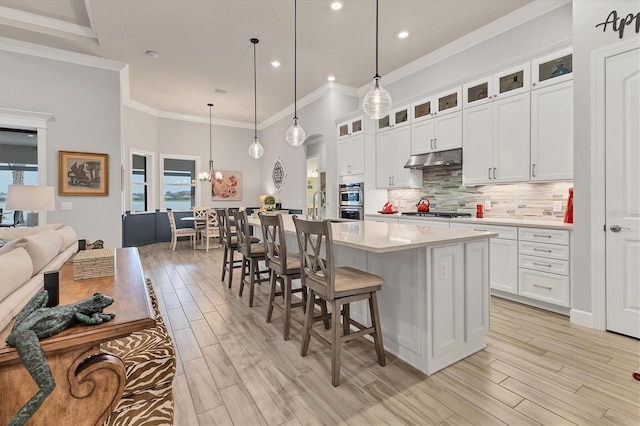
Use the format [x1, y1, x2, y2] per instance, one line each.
[0, 247, 155, 426]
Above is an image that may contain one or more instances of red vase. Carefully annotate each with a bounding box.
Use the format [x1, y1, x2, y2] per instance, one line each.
[564, 187, 573, 224]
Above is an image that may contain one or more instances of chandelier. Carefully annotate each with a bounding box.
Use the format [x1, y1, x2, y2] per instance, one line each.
[199, 103, 223, 182]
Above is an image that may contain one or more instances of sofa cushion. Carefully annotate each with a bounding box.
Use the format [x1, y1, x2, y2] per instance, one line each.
[6, 229, 62, 275]
[0, 247, 34, 304]
[56, 225, 78, 253]
[0, 273, 43, 331]
[0, 223, 64, 240]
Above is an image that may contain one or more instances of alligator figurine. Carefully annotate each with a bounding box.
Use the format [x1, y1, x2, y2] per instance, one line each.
[5, 290, 115, 426]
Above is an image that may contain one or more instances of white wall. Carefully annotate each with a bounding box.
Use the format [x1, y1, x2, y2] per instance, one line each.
[0, 50, 122, 248]
[572, 0, 639, 317]
[260, 88, 358, 216]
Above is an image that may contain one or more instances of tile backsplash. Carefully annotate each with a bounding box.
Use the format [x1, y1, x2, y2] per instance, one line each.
[388, 165, 573, 221]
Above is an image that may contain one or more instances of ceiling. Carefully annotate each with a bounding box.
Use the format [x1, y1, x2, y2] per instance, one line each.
[0, 0, 534, 124]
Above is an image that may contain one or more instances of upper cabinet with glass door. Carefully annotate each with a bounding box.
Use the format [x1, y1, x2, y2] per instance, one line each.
[376, 104, 410, 133]
[531, 47, 573, 90]
[337, 116, 364, 140]
[463, 63, 530, 108]
[412, 86, 461, 122]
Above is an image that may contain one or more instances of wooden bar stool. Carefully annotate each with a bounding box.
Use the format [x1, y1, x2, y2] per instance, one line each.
[292, 216, 386, 387]
[259, 212, 307, 340]
[234, 210, 269, 307]
[216, 208, 243, 288]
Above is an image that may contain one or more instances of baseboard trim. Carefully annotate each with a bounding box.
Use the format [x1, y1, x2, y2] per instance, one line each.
[570, 309, 595, 329]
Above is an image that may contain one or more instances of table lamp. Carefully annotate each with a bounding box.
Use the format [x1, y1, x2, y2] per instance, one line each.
[5, 185, 56, 227]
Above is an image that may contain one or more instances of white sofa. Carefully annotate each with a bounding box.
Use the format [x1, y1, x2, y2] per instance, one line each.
[0, 224, 78, 331]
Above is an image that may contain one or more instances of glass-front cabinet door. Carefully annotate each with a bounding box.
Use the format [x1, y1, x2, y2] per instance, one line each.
[337, 116, 364, 139]
[463, 76, 494, 108]
[493, 63, 530, 99]
[531, 47, 573, 90]
[411, 96, 434, 122]
[434, 87, 462, 116]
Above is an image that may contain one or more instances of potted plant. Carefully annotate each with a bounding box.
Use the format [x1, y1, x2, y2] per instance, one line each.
[264, 195, 276, 211]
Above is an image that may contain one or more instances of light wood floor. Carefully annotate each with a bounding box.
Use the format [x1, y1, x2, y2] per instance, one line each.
[138, 242, 640, 426]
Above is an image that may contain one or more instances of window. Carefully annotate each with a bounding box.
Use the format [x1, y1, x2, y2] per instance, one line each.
[0, 128, 39, 215]
[131, 154, 149, 212]
[162, 156, 197, 211]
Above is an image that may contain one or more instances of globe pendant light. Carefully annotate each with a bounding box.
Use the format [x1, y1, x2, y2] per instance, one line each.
[285, 0, 306, 146]
[199, 103, 223, 182]
[363, 0, 392, 119]
[248, 38, 264, 159]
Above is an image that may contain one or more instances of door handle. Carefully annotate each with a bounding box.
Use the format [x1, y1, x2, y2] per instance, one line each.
[610, 224, 630, 232]
[488, 168, 492, 179]
[493, 168, 497, 179]
[430, 139, 434, 149]
[434, 138, 437, 149]
[532, 163, 536, 177]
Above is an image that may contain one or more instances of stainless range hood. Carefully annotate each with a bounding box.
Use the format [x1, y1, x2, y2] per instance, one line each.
[404, 148, 462, 169]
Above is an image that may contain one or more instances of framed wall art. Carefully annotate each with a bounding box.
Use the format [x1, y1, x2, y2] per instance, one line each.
[272, 157, 286, 193]
[211, 170, 242, 201]
[58, 151, 109, 196]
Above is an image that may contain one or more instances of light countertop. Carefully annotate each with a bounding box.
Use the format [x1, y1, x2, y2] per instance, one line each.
[249, 214, 496, 254]
[365, 213, 573, 230]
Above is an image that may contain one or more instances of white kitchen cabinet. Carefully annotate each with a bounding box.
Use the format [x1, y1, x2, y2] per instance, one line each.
[411, 111, 462, 155]
[376, 126, 421, 188]
[531, 81, 573, 181]
[463, 92, 530, 185]
[365, 215, 399, 223]
[518, 227, 571, 307]
[531, 48, 573, 90]
[337, 116, 364, 140]
[463, 63, 530, 109]
[338, 133, 365, 176]
[450, 223, 518, 294]
[376, 105, 410, 133]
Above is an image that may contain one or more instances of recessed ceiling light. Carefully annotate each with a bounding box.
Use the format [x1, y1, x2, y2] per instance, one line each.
[330, 1, 343, 11]
[327, 75, 336, 82]
[271, 60, 281, 68]
[398, 31, 409, 39]
[145, 50, 159, 58]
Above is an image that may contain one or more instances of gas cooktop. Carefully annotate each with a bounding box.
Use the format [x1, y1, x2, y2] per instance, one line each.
[402, 211, 472, 218]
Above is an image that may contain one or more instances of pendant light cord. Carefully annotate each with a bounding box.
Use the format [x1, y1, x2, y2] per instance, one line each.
[375, 0, 380, 79]
[294, 0, 298, 119]
[253, 40, 258, 138]
[208, 103, 213, 163]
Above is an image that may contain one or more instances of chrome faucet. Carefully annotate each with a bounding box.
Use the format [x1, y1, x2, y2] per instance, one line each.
[312, 191, 326, 220]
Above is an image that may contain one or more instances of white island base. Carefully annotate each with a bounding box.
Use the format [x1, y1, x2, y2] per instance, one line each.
[334, 239, 489, 375]
[250, 215, 494, 376]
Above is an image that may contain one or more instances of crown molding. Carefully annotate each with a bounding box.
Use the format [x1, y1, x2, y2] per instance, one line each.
[0, 37, 126, 71]
[0, 108, 55, 128]
[357, 0, 572, 96]
[259, 82, 359, 129]
[0, 6, 97, 39]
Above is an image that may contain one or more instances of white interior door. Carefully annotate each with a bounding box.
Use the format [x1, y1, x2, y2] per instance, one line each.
[605, 47, 640, 339]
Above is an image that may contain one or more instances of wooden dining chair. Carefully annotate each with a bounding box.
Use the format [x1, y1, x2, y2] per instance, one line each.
[234, 210, 269, 307]
[292, 216, 386, 386]
[167, 208, 196, 251]
[192, 206, 208, 238]
[201, 208, 220, 252]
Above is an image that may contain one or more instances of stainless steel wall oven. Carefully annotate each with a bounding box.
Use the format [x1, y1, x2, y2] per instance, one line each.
[339, 182, 364, 220]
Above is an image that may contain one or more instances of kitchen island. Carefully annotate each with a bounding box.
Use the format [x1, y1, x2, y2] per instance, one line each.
[249, 214, 497, 375]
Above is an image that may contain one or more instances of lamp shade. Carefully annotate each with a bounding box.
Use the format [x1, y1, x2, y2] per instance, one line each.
[5, 185, 55, 211]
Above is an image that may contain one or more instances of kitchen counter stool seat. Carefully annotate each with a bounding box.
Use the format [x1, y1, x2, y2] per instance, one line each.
[234, 211, 270, 307]
[293, 216, 386, 387]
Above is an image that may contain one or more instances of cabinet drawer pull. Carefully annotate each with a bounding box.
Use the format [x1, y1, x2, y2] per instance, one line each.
[493, 168, 497, 179]
[430, 139, 434, 149]
[533, 262, 553, 268]
[434, 138, 437, 149]
[533, 234, 552, 238]
[488, 168, 492, 179]
[473, 229, 488, 232]
[533, 283, 552, 290]
[532, 163, 536, 177]
[533, 248, 552, 253]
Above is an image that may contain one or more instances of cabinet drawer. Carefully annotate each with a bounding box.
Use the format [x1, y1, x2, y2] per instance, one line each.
[519, 241, 569, 260]
[519, 255, 569, 275]
[519, 268, 570, 307]
[519, 227, 569, 245]
[450, 223, 517, 240]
